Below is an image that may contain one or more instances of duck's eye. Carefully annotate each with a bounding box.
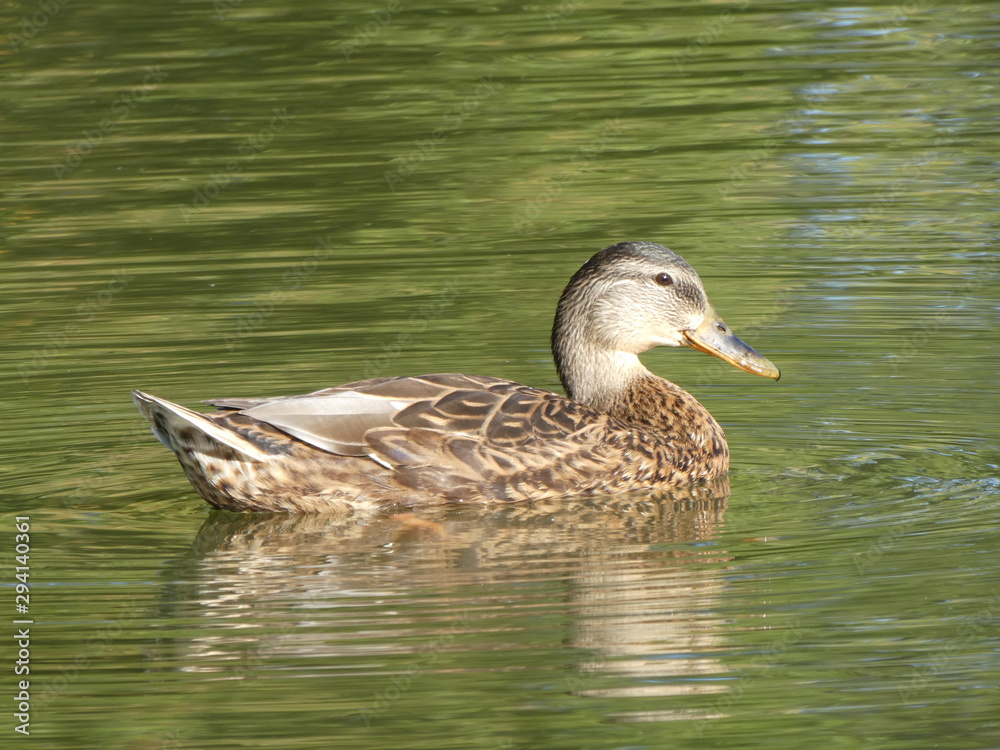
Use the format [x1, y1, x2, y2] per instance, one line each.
[654, 272, 674, 287]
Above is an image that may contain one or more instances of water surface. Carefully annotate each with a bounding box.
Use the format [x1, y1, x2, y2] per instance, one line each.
[2, 0, 999, 747]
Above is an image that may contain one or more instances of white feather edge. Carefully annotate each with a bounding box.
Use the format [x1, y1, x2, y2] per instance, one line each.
[132, 391, 272, 462]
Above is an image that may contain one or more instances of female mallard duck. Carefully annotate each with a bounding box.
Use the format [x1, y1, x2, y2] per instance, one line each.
[133, 241, 779, 513]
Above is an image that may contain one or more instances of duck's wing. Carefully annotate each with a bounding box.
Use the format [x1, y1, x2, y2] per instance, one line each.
[211, 373, 616, 501]
[207, 374, 502, 456]
[367, 392, 615, 501]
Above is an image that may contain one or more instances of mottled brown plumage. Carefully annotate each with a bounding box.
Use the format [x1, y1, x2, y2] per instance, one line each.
[133, 241, 779, 512]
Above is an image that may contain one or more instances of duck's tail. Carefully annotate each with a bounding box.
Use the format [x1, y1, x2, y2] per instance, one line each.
[131, 390, 271, 461]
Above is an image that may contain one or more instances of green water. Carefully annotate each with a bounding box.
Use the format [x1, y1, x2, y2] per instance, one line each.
[3, 0, 999, 747]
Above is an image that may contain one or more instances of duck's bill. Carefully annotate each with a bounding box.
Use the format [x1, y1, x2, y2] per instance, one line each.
[683, 308, 781, 380]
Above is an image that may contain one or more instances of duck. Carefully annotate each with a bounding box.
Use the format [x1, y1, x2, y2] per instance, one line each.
[132, 241, 779, 513]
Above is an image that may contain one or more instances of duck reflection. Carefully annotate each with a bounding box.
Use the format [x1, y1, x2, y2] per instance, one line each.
[169, 478, 733, 722]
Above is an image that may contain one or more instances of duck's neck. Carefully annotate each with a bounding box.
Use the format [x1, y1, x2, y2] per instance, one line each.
[555, 344, 649, 414]
[551, 285, 653, 414]
[554, 339, 728, 458]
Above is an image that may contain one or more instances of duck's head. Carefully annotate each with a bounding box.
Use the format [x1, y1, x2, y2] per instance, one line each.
[553, 241, 779, 401]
